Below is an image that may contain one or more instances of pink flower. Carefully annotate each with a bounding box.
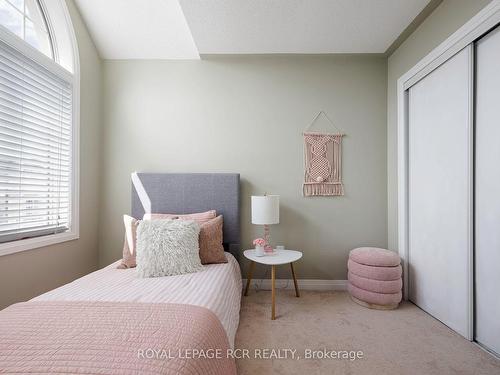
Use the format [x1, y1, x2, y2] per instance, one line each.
[253, 238, 266, 247]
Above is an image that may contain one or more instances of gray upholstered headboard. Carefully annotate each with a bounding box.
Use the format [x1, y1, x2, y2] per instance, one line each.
[131, 173, 240, 258]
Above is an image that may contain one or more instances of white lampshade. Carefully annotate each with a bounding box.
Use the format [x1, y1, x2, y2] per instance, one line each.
[251, 195, 280, 225]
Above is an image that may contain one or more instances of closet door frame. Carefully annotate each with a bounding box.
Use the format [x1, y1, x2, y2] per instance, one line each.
[397, 0, 500, 341]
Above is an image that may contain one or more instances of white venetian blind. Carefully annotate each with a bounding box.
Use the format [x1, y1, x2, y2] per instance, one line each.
[0, 37, 72, 243]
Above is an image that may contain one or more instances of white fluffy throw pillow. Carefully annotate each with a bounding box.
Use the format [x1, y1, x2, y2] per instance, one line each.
[136, 219, 202, 278]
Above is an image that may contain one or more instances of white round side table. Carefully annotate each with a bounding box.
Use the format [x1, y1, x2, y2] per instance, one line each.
[243, 249, 303, 320]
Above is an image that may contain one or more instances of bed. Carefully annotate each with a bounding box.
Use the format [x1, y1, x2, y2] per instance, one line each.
[0, 173, 242, 375]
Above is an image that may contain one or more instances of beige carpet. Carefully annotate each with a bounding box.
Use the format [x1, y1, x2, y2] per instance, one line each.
[235, 290, 500, 375]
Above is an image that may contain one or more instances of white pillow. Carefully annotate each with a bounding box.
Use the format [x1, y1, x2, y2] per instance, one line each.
[136, 219, 202, 278]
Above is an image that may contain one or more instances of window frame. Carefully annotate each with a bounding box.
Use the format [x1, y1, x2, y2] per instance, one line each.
[1, 0, 54, 59]
[0, 0, 79, 257]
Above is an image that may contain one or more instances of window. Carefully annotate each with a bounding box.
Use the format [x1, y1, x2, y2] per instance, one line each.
[0, 0, 52, 58]
[0, 0, 78, 254]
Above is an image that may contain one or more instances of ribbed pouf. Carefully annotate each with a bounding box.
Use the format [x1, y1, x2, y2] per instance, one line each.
[347, 247, 402, 310]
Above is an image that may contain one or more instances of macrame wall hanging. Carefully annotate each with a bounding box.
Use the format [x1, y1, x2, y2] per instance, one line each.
[303, 111, 345, 197]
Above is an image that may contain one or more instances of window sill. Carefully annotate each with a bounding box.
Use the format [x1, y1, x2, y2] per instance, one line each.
[0, 231, 79, 257]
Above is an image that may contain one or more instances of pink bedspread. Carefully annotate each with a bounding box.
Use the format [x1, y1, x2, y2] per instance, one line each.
[0, 301, 236, 375]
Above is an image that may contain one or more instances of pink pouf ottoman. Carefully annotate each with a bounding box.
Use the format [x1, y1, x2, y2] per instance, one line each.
[347, 247, 402, 310]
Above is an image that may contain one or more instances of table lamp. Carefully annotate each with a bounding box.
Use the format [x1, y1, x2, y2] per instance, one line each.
[251, 195, 279, 253]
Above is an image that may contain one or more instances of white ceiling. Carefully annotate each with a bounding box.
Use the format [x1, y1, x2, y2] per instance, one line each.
[75, 0, 431, 59]
[180, 0, 430, 54]
[74, 0, 199, 59]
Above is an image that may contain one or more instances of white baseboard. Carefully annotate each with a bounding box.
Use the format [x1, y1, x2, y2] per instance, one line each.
[242, 279, 348, 291]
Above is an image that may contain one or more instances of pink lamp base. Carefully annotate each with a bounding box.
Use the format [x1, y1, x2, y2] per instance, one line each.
[264, 225, 274, 253]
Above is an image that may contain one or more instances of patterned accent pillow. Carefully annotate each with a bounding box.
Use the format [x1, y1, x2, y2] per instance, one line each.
[143, 210, 216, 224]
[199, 215, 227, 265]
[117, 215, 139, 269]
[136, 219, 202, 278]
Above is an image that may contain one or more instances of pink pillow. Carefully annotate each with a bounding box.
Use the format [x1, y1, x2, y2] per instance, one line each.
[143, 210, 216, 224]
[347, 259, 402, 281]
[349, 247, 401, 267]
[348, 283, 402, 306]
[348, 271, 402, 294]
[199, 215, 227, 265]
[117, 215, 139, 269]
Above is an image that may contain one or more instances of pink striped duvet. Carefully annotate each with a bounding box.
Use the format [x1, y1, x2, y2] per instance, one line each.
[0, 253, 242, 374]
[34, 252, 242, 347]
[0, 301, 236, 374]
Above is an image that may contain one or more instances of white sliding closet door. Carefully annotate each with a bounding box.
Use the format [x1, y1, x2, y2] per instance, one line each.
[475, 26, 500, 356]
[408, 46, 472, 339]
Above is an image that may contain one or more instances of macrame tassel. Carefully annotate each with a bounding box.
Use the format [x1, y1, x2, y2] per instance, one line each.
[303, 183, 344, 197]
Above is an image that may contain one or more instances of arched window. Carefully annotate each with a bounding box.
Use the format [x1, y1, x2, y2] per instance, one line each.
[0, 0, 79, 255]
[0, 0, 53, 58]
